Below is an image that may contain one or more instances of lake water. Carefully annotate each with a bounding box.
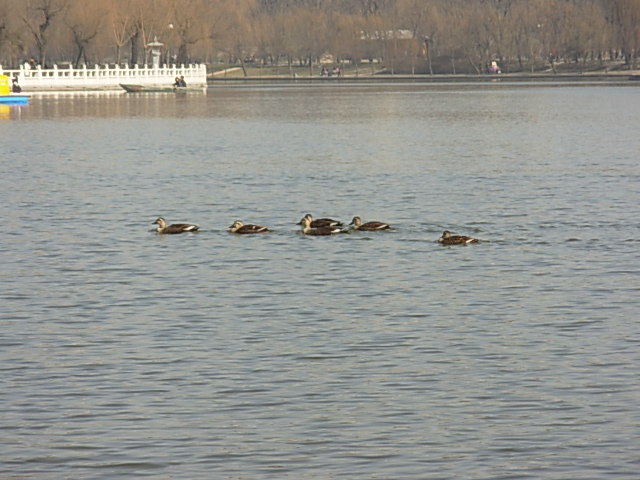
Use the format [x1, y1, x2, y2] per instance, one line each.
[1, 82, 639, 479]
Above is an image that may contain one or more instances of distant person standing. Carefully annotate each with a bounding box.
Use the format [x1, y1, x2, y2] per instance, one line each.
[12, 76, 22, 93]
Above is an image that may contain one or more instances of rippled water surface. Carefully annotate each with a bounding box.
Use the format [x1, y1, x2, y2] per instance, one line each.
[2, 82, 639, 479]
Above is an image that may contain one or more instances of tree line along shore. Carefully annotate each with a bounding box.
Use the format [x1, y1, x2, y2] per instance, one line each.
[1, 0, 638, 76]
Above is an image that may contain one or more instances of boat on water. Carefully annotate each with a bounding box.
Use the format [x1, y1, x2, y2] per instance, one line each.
[0, 75, 29, 105]
[120, 83, 205, 93]
[0, 94, 29, 105]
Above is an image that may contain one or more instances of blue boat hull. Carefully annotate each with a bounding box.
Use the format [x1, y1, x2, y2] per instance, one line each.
[0, 95, 30, 105]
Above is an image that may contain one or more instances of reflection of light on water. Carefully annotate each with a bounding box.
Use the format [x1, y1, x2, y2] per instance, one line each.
[0, 104, 28, 120]
[30, 90, 123, 98]
[22, 89, 208, 119]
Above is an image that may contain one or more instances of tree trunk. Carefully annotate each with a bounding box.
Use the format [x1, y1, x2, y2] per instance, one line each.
[37, 42, 46, 68]
[130, 30, 140, 65]
[176, 43, 188, 65]
[74, 46, 84, 68]
[467, 56, 481, 74]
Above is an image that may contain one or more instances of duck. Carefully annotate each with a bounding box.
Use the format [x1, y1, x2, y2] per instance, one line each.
[228, 220, 272, 234]
[438, 230, 479, 245]
[297, 213, 344, 228]
[152, 217, 199, 234]
[299, 216, 347, 236]
[349, 216, 391, 231]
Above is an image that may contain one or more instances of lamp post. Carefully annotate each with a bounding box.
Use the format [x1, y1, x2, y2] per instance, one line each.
[167, 24, 174, 66]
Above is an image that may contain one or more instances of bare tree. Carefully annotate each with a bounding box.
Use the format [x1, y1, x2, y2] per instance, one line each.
[153, 0, 216, 65]
[0, 5, 12, 64]
[215, 0, 256, 74]
[605, 0, 640, 68]
[65, 0, 104, 66]
[359, 0, 393, 17]
[109, 0, 136, 64]
[327, 12, 363, 69]
[20, 0, 67, 67]
[279, 7, 331, 75]
[3, 0, 639, 74]
[398, 0, 440, 74]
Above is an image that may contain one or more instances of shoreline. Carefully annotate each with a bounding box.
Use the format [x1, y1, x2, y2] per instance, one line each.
[208, 70, 639, 84]
[13, 71, 640, 93]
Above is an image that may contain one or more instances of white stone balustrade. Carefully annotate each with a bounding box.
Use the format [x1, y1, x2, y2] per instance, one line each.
[0, 63, 207, 91]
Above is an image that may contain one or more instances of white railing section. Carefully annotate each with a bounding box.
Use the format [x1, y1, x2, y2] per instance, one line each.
[0, 64, 207, 91]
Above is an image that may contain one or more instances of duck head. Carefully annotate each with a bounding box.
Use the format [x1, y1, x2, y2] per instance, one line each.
[297, 214, 313, 225]
[349, 216, 362, 227]
[153, 217, 167, 228]
[228, 220, 244, 232]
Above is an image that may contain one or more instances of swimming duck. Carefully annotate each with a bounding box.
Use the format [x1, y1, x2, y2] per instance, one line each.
[228, 220, 272, 234]
[299, 216, 347, 236]
[152, 217, 199, 234]
[349, 216, 391, 231]
[438, 230, 479, 245]
[297, 213, 344, 228]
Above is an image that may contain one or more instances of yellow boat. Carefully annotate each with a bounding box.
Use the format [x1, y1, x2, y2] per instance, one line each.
[0, 75, 30, 105]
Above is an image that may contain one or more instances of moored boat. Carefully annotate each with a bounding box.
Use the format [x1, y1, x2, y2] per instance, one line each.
[0, 94, 30, 105]
[0, 75, 29, 104]
[120, 83, 205, 93]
